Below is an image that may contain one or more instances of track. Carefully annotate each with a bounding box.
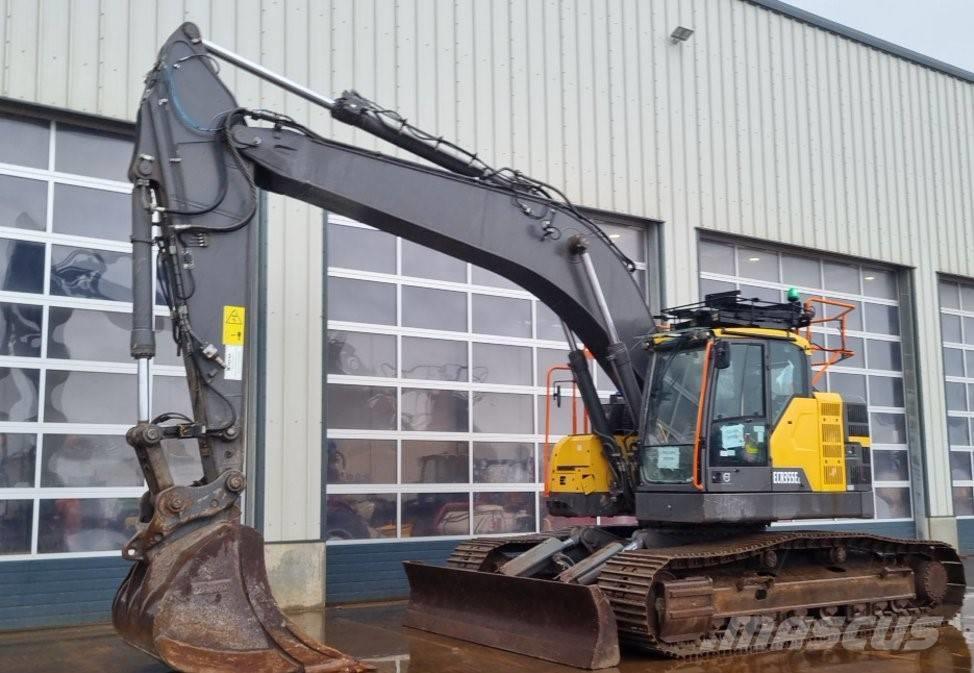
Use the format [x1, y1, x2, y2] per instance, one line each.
[446, 534, 559, 571]
[446, 530, 965, 659]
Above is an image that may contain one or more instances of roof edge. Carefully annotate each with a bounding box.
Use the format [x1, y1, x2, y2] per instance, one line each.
[746, 0, 974, 84]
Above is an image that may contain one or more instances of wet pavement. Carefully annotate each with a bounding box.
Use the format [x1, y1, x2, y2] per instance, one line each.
[2, 595, 974, 673]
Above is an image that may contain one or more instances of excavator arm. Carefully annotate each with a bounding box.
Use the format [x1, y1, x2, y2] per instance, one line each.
[113, 22, 654, 673]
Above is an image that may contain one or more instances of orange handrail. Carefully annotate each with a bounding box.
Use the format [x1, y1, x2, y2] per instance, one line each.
[543, 364, 581, 497]
[691, 340, 713, 491]
[801, 296, 856, 386]
[542, 351, 598, 496]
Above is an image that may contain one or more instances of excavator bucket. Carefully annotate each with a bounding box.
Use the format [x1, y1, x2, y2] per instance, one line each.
[113, 520, 370, 673]
[403, 561, 620, 669]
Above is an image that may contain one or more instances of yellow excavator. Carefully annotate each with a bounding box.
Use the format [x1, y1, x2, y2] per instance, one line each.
[404, 294, 967, 668]
[111, 23, 963, 673]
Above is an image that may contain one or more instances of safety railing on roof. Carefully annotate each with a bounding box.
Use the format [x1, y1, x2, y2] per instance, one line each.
[801, 296, 856, 386]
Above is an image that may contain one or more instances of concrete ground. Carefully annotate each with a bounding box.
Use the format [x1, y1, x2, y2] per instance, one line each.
[2, 558, 974, 672]
[1, 596, 973, 673]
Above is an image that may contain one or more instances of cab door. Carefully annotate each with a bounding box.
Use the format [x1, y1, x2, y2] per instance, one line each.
[705, 339, 772, 492]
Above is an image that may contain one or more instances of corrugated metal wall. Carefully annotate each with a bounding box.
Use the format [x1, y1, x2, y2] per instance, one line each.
[1, 0, 971, 534]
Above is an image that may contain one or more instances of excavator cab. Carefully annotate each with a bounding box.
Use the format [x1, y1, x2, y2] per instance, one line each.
[405, 292, 961, 667]
[545, 290, 874, 526]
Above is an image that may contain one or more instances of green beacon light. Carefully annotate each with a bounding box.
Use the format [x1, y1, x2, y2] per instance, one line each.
[786, 287, 801, 303]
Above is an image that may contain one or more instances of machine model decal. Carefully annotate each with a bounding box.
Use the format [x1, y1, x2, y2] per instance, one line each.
[772, 470, 801, 485]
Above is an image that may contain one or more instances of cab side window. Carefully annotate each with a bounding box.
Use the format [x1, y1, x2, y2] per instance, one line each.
[710, 342, 767, 467]
[768, 341, 810, 426]
[712, 343, 765, 420]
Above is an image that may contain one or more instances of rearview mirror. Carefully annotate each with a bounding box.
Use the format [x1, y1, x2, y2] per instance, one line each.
[714, 341, 731, 370]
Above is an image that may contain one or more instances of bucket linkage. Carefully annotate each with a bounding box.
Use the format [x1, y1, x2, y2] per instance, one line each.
[113, 426, 369, 673]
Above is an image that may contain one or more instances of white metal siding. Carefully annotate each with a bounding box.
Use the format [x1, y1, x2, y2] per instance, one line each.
[1, 0, 970, 532]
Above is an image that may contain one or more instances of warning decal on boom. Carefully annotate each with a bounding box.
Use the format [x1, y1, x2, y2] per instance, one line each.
[223, 306, 245, 345]
[222, 306, 245, 381]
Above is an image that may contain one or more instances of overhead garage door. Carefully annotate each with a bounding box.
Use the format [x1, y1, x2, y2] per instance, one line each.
[323, 210, 659, 601]
[324, 212, 658, 543]
[698, 237, 912, 524]
[0, 109, 193, 629]
[938, 279, 974, 527]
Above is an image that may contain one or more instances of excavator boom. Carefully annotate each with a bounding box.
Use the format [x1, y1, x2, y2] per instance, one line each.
[115, 22, 652, 673]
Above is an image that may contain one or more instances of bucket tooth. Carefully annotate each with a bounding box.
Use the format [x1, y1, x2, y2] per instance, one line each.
[113, 521, 371, 673]
[403, 561, 619, 669]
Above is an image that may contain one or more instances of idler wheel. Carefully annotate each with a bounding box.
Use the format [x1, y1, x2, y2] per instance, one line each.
[914, 560, 948, 605]
[828, 546, 847, 564]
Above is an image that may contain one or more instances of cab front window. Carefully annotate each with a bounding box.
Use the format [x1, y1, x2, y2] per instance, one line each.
[640, 345, 705, 483]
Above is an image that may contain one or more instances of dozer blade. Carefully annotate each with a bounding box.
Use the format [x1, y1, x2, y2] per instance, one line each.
[403, 561, 619, 669]
[113, 520, 371, 673]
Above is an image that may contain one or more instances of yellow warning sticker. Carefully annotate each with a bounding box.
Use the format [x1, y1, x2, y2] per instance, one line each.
[222, 306, 246, 346]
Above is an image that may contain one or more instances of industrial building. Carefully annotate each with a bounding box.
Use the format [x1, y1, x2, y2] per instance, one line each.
[0, 0, 972, 631]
